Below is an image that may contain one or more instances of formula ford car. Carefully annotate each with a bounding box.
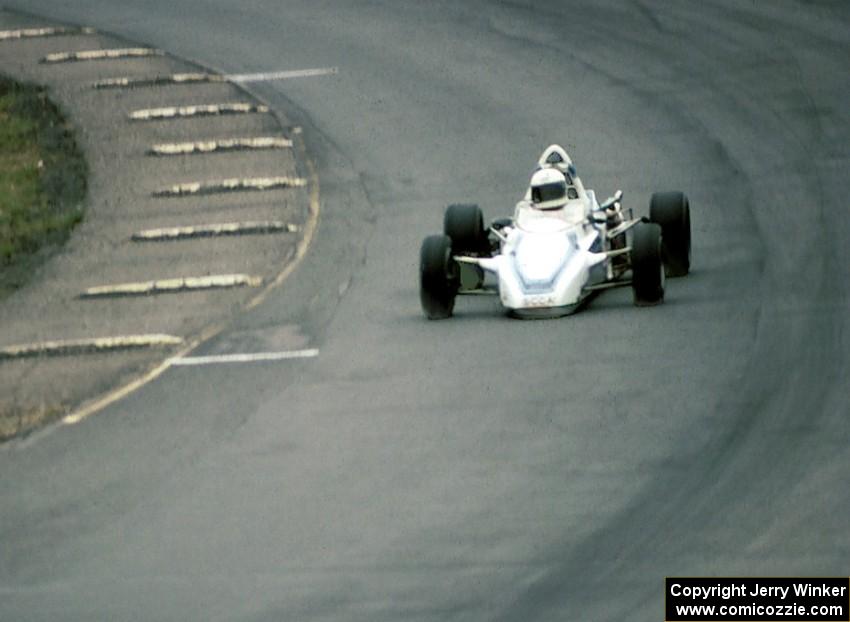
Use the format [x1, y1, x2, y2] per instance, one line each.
[419, 145, 691, 319]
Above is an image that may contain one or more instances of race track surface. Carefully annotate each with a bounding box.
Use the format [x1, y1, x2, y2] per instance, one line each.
[2, 2, 849, 620]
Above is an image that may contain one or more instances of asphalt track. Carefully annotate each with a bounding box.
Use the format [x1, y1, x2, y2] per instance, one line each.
[2, 1, 849, 620]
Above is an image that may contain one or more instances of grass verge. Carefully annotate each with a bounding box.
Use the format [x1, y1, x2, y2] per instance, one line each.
[0, 76, 86, 299]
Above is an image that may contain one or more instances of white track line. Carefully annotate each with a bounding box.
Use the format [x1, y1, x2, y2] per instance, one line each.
[169, 348, 319, 366]
[227, 67, 338, 83]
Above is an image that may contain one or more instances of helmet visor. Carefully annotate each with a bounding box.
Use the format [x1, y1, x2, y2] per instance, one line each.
[532, 181, 567, 205]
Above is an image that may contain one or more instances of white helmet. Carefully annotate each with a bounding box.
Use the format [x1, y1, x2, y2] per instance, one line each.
[529, 168, 568, 210]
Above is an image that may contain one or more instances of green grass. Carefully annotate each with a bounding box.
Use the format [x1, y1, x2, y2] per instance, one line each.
[0, 77, 86, 298]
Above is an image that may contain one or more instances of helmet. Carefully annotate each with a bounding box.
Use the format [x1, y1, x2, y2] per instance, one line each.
[529, 168, 568, 210]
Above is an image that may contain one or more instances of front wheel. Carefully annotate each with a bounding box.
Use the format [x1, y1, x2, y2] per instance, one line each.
[649, 191, 691, 277]
[631, 222, 665, 306]
[420, 234, 459, 319]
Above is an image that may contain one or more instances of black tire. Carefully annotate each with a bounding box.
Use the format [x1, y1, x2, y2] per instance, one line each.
[444, 203, 487, 254]
[649, 191, 691, 277]
[420, 234, 459, 319]
[631, 222, 665, 306]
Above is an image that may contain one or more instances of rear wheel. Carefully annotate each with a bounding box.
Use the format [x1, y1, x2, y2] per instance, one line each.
[420, 234, 459, 319]
[444, 204, 487, 255]
[649, 191, 691, 277]
[631, 222, 665, 306]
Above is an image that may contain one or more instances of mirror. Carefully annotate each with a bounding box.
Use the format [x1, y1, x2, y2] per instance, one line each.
[600, 190, 624, 212]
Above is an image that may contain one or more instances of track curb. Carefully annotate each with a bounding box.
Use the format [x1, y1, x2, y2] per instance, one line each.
[0, 7, 322, 441]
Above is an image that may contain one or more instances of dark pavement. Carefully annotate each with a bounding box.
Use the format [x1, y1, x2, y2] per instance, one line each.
[1, 2, 848, 620]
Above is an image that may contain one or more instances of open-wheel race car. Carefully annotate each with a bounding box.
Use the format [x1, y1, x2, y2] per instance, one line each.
[419, 145, 691, 319]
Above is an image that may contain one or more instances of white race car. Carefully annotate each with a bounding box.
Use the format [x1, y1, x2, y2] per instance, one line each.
[419, 145, 691, 319]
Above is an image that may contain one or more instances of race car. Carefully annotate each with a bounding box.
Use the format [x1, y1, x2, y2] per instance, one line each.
[418, 145, 691, 319]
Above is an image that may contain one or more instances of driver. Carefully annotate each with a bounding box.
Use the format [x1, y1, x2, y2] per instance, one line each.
[530, 167, 569, 209]
[514, 168, 584, 227]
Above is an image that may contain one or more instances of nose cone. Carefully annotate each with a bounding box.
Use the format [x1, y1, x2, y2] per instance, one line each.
[514, 232, 572, 286]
